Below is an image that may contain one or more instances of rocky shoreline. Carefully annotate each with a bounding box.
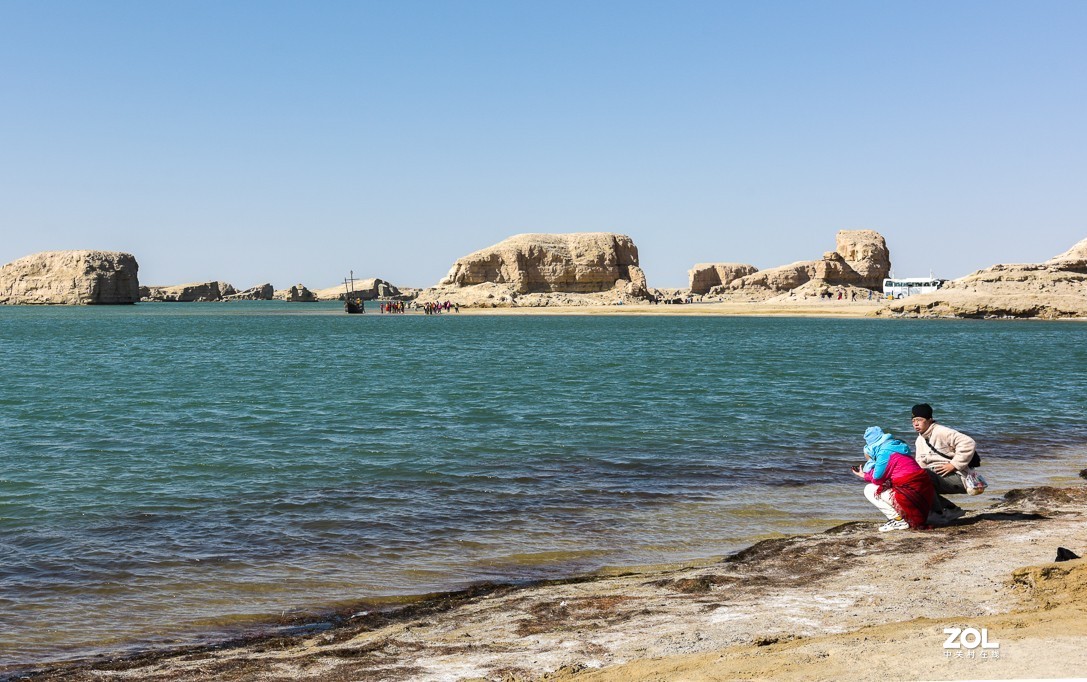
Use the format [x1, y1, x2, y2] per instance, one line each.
[10, 479, 1086, 681]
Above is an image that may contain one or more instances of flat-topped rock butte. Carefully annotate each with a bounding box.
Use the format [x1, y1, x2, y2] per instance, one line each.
[417, 232, 650, 307]
[0, 250, 139, 305]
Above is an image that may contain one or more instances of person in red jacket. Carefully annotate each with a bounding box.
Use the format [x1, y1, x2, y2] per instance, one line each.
[852, 426, 935, 531]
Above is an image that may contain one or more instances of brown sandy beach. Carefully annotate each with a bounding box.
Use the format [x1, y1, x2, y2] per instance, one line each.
[457, 300, 886, 318]
[12, 478, 1087, 682]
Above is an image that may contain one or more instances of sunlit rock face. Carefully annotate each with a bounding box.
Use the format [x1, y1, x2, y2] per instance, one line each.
[141, 281, 233, 302]
[0, 250, 140, 305]
[723, 230, 891, 299]
[688, 263, 759, 295]
[877, 236, 1087, 319]
[437, 232, 650, 299]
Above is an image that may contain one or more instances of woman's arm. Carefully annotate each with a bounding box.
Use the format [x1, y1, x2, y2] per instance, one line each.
[865, 448, 892, 484]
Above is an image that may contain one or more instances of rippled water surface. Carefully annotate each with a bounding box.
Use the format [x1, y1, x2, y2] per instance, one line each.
[1, 303, 1086, 667]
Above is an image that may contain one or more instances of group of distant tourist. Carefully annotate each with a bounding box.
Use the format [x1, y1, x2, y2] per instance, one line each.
[379, 301, 407, 314]
[655, 295, 696, 304]
[418, 301, 458, 315]
[817, 288, 876, 301]
[345, 299, 459, 315]
[852, 403, 987, 531]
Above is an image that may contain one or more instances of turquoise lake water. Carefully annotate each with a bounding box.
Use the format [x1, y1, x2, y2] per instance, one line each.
[1, 303, 1086, 668]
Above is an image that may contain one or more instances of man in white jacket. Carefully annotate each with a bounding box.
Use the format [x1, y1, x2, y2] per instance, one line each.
[911, 403, 975, 522]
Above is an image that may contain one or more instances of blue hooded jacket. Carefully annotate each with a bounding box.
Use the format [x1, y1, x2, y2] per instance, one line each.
[862, 426, 912, 481]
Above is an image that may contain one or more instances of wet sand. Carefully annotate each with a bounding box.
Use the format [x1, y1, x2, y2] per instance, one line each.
[11, 478, 1087, 681]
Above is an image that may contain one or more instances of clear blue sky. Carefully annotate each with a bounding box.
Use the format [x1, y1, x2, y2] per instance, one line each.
[2, 1, 1084, 289]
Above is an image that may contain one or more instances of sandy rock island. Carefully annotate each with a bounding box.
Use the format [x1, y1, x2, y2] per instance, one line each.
[0, 251, 139, 305]
[3, 231, 1084, 317]
[417, 232, 650, 307]
[877, 236, 1087, 319]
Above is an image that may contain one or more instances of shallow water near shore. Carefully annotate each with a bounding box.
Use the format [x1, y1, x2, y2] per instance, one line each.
[1, 303, 1086, 668]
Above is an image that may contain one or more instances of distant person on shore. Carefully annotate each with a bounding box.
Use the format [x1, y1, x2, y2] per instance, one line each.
[852, 426, 935, 531]
[911, 403, 977, 523]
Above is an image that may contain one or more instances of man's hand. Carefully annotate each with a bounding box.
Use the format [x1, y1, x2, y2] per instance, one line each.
[933, 461, 957, 476]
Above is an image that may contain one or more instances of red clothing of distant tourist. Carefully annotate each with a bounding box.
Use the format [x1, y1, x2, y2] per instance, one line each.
[864, 451, 935, 528]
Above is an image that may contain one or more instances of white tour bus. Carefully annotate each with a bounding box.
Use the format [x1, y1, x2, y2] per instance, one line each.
[882, 277, 946, 299]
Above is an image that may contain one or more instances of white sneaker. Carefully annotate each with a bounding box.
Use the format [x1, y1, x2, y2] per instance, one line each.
[879, 518, 909, 532]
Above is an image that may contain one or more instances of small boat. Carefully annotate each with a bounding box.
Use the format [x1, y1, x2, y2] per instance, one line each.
[344, 271, 365, 314]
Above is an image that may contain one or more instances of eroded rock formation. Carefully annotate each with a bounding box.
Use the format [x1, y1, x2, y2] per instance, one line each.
[834, 230, 892, 288]
[876, 237, 1087, 319]
[313, 278, 404, 301]
[0, 250, 140, 304]
[723, 230, 890, 299]
[141, 281, 235, 302]
[424, 232, 651, 306]
[223, 284, 274, 301]
[440, 233, 647, 294]
[689, 263, 758, 295]
[276, 284, 318, 302]
[1046, 237, 1087, 271]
